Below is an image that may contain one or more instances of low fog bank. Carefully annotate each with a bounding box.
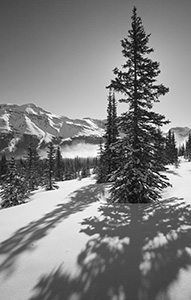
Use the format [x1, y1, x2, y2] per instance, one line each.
[39, 143, 99, 159]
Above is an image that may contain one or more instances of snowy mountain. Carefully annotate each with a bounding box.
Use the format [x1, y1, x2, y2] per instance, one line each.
[0, 103, 190, 157]
[0, 103, 105, 157]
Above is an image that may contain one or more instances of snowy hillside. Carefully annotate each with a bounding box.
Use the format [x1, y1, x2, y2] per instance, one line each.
[0, 103, 105, 157]
[1, 160, 191, 300]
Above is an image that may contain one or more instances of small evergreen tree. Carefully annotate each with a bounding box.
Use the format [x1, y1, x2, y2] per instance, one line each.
[55, 146, 63, 181]
[108, 7, 170, 203]
[81, 162, 90, 178]
[44, 142, 57, 190]
[96, 140, 108, 183]
[0, 154, 8, 182]
[74, 156, 81, 178]
[165, 130, 178, 165]
[92, 156, 98, 174]
[0, 157, 29, 208]
[64, 158, 77, 180]
[153, 128, 167, 168]
[25, 143, 41, 190]
[185, 134, 191, 161]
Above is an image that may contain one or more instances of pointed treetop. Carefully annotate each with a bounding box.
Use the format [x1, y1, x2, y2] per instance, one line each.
[133, 6, 137, 15]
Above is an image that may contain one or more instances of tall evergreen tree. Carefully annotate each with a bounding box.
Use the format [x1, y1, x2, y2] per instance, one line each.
[105, 89, 114, 146]
[104, 90, 119, 175]
[97, 90, 119, 183]
[108, 7, 170, 203]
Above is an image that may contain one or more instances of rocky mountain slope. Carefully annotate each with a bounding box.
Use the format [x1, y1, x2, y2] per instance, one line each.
[0, 103, 105, 157]
[0, 103, 190, 158]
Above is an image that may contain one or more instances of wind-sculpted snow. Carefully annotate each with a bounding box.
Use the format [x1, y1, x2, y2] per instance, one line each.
[28, 198, 191, 300]
[1, 162, 191, 300]
[0, 182, 104, 278]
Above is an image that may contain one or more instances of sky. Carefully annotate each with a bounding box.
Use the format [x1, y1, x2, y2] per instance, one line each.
[0, 0, 190, 129]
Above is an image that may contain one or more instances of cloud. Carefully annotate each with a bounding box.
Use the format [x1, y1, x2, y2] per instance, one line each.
[38, 143, 99, 159]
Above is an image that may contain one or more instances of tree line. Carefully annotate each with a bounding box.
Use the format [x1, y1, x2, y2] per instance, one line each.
[0, 144, 97, 208]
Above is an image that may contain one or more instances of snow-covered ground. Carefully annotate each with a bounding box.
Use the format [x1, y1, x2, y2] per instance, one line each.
[1, 160, 191, 300]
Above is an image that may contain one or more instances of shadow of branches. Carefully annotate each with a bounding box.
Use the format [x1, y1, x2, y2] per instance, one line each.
[165, 169, 182, 177]
[29, 197, 191, 300]
[0, 183, 106, 276]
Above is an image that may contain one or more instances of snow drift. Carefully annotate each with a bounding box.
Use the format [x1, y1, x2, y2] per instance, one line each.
[1, 160, 191, 300]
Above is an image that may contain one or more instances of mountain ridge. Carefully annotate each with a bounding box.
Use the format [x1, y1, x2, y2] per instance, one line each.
[0, 103, 105, 157]
[0, 103, 190, 157]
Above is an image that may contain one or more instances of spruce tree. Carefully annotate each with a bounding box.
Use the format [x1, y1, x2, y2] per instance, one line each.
[178, 144, 185, 157]
[81, 160, 90, 178]
[111, 92, 118, 144]
[154, 128, 167, 168]
[96, 140, 108, 183]
[25, 143, 40, 190]
[108, 7, 170, 203]
[104, 89, 119, 177]
[185, 133, 191, 161]
[0, 157, 29, 208]
[55, 146, 63, 181]
[165, 130, 178, 165]
[97, 90, 118, 183]
[0, 154, 8, 182]
[44, 142, 57, 190]
[74, 156, 81, 178]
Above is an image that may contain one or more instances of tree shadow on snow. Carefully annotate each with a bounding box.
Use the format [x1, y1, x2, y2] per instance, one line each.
[29, 196, 191, 300]
[165, 169, 182, 177]
[0, 183, 106, 277]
